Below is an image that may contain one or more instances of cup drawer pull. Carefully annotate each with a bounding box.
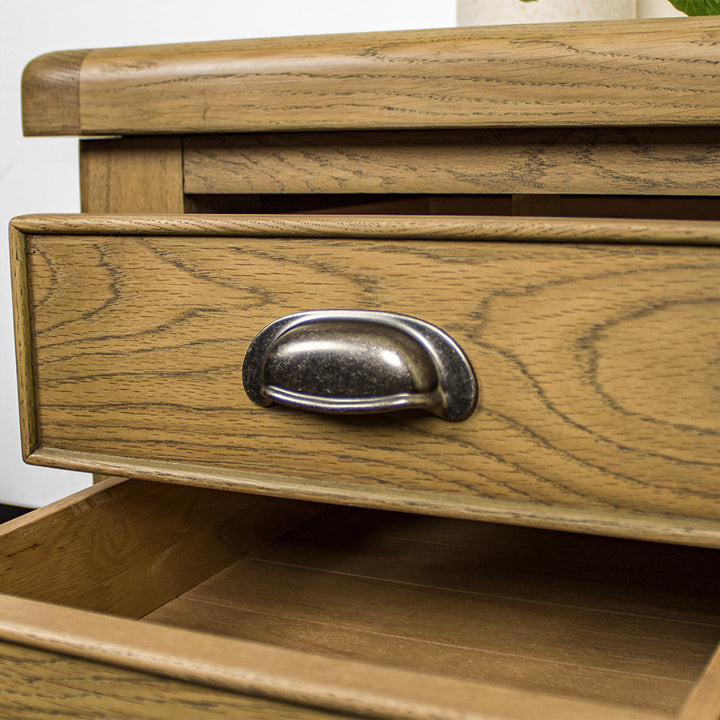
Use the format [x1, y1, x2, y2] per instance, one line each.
[242, 310, 478, 421]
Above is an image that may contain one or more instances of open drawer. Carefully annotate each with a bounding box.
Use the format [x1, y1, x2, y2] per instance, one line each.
[9, 213, 720, 547]
[0, 477, 718, 719]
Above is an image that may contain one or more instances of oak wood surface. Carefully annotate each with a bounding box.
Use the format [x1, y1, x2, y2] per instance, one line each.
[21, 18, 720, 136]
[0, 594, 666, 720]
[147, 506, 720, 716]
[0, 477, 318, 617]
[80, 136, 185, 214]
[0, 641, 345, 720]
[13, 212, 720, 244]
[10, 214, 720, 545]
[184, 129, 720, 198]
[21, 49, 87, 136]
[16, 19, 720, 720]
[80, 136, 184, 488]
[27, 445, 720, 550]
[9, 226, 37, 460]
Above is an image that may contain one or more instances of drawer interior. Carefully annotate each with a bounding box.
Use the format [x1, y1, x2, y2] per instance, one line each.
[0, 478, 718, 719]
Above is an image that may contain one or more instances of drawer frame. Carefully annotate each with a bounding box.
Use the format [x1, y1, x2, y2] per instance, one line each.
[15, 20, 720, 719]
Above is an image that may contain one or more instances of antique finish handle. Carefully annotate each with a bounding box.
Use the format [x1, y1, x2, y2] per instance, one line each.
[242, 310, 478, 421]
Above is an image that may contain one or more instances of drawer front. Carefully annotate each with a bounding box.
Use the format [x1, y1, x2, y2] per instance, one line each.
[10, 214, 720, 545]
[0, 640, 346, 720]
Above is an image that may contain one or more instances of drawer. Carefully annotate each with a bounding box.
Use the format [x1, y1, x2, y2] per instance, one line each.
[10, 213, 720, 547]
[0, 477, 718, 719]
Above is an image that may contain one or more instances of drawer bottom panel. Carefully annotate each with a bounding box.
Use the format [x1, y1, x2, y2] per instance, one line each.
[145, 505, 720, 716]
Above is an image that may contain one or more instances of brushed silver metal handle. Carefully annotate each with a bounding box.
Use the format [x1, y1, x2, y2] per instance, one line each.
[242, 310, 478, 421]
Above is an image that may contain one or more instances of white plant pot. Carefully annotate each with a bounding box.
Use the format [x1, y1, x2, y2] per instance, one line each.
[637, 0, 685, 17]
[457, 0, 636, 26]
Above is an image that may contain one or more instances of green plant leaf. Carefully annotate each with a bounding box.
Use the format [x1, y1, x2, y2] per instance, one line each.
[668, 0, 720, 13]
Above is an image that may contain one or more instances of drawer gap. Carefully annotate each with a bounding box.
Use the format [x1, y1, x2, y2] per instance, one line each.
[144, 505, 720, 717]
[184, 192, 720, 220]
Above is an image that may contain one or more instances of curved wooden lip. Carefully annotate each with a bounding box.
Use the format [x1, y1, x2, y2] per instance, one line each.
[23, 447, 720, 551]
[22, 49, 89, 136]
[10, 213, 720, 247]
[19, 17, 720, 137]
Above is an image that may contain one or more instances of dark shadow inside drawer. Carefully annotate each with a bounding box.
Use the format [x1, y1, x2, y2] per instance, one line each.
[0, 478, 718, 718]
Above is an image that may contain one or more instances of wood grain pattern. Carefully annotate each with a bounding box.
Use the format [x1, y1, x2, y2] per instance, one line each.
[13, 213, 720, 245]
[9, 227, 38, 459]
[148, 506, 720, 716]
[80, 137, 185, 213]
[184, 129, 720, 197]
[26, 445, 720, 550]
[0, 594, 666, 720]
[21, 50, 87, 136]
[20, 18, 720, 136]
[0, 641, 346, 720]
[0, 477, 318, 617]
[79, 136, 184, 487]
[10, 214, 720, 545]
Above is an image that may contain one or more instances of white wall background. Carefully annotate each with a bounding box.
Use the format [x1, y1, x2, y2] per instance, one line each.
[0, 0, 455, 508]
[0, 0, 688, 508]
